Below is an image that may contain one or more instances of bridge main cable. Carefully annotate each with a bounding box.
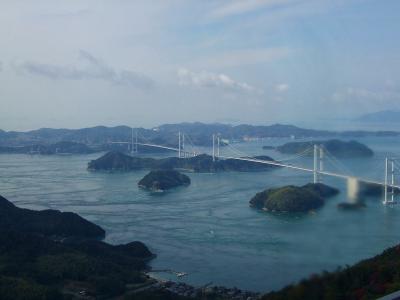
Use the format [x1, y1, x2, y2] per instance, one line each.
[134, 142, 400, 190]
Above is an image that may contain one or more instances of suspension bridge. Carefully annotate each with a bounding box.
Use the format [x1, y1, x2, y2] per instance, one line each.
[112, 129, 399, 205]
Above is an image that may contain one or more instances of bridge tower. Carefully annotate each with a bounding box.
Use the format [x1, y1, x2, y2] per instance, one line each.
[313, 144, 324, 184]
[130, 128, 138, 154]
[319, 144, 324, 182]
[178, 131, 181, 158]
[217, 135, 220, 158]
[383, 157, 397, 205]
[313, 144, 318, 183]
[212, 134, 215, 162]
[182, 133, 185, 158]
[131, 128, 134, 154]
[135, 130, 138, 153]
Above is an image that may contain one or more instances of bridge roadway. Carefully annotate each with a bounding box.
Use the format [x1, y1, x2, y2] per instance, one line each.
[134, 142, 400, 190]
[219, 155, 400, 190]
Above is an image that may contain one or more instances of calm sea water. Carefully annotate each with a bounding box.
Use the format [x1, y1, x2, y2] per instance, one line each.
[0, 136, 400, 292]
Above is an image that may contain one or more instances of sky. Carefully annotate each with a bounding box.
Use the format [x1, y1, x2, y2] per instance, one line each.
[1, 0, 400, 131]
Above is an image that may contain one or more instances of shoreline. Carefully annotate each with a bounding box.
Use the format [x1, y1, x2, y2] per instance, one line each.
[144, 271, 261, 299]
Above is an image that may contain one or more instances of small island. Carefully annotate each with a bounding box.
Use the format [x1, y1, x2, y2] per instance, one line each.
[88, 151, 280, 173]
[337, 201, 366, 210]
[276, 139, 374, 158]
[359, 182, 400, 197]
[262, 145, 276, 150]
[250, 183, 339, 212]
[138, 170, 191, 192]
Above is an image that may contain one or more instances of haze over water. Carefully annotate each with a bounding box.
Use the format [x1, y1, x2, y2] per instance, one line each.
[1, 135, 400, 292]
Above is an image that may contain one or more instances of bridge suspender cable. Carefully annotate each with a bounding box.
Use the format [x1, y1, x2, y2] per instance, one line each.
[128, 133, 400, 204]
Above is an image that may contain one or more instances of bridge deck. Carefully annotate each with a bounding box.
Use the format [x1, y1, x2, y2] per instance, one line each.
[132, 142, 399, 189]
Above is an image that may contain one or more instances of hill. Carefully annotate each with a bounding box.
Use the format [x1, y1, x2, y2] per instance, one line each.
[0, 194, 157, 299]
[357, 110, 400, 123]
[277, 139, 374, 158]
[0, 141, 95, 155]
[262, 243, 400, 300]
[0, 195, 104, 238]
[88, 152, 280, 172]
[1, 123, 399, 150]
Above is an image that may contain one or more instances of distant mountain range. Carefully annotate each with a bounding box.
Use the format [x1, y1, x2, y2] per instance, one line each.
[357, 110, 400, 123]
[0, 122, 399, 150]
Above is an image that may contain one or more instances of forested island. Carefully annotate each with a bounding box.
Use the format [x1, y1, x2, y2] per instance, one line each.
[88, 151, 279, 172]
[1, 123, 398, 151]
[250, 183, 339, 212]
[359, 182, 400, 197]
[138, 170, 191, 191]
[0, 141, 95, 155]
[276, 139, 374, 157]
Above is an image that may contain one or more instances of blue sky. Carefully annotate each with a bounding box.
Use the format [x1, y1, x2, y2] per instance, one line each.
[0, 0, 399, 130]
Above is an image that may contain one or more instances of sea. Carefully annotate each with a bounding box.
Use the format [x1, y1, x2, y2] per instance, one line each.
[1, 134, 400, 292]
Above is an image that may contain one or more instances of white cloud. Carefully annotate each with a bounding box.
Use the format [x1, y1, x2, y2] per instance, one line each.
[276, 83, 289, 92]
[178, 68, 263, 94]
[209, 0, 294, 19]
[13, 51, 155, 90]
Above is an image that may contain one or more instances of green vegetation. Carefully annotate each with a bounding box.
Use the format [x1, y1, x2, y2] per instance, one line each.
[0, 230, 153, 299]
[0, 195, 105, 238]
[250, 183, 339, 212]
[88, 151, 156, 171]
[262, 244, 400, 300]
[1, 123, 399, 151]
[138, 170, 191, 191]
[302, 183, 340, 198]
[277, 139, 374, 158]
[0, 141, 95, 155]
[262, 145, 276, 150]
[89, 152, 279, 172]
[359, 182, 400, 197]
[0, 194, 154, 299]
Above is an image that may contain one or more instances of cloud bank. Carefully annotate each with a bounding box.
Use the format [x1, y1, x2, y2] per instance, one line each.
[14, 51, 155, 90]
[276, 83, 289, 92]
[178, 68, 263, 94]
